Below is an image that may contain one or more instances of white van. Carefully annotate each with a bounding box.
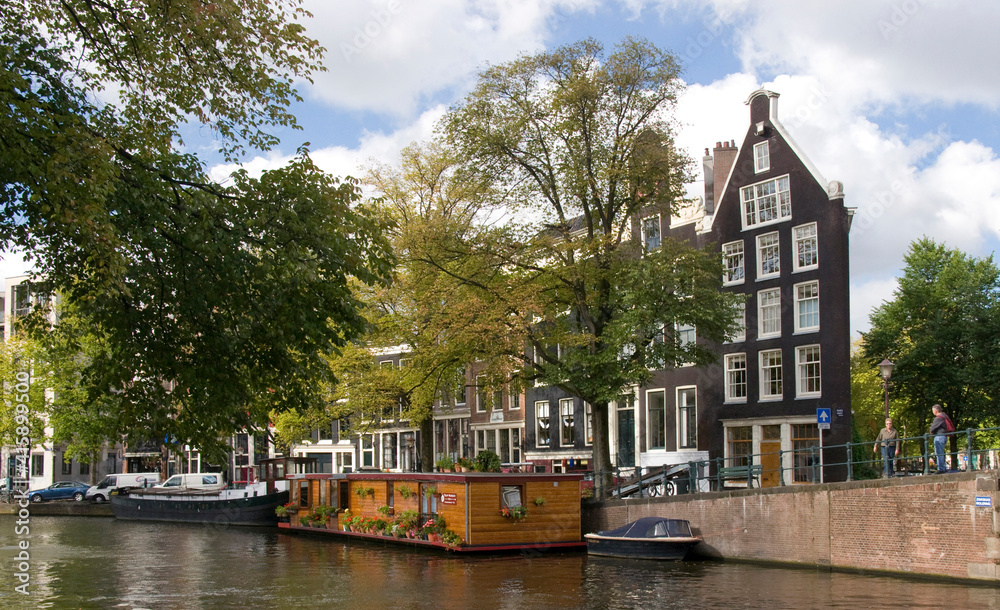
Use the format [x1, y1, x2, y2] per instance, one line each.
[86, 473, 160, 502]
[154, 473, 226, 491]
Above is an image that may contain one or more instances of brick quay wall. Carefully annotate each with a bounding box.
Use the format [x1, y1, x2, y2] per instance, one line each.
[582, 471, 1000, 582]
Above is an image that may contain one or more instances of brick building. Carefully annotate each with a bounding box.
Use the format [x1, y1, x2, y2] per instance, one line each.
[524, 89, 854, 485]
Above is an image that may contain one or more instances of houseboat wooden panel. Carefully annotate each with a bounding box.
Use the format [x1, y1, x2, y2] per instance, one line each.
[283, 472, 584, 552]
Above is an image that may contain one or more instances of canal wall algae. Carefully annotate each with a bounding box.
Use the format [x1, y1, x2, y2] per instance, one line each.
[583, 471, 1000, 582]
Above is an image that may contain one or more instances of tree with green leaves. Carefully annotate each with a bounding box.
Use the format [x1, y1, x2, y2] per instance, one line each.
[416, 38, 739, 484]
[862, 238, 1000, 454]
[2, 0, 394, 463]
[0, 336, 50, 455]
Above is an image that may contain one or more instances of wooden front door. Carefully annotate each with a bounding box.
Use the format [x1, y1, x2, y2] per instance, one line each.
[760, 441, 781, 487]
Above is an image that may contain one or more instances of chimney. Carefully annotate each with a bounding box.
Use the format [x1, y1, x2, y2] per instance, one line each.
[702, 148, 714, 214]
[712, 140, 738, 209]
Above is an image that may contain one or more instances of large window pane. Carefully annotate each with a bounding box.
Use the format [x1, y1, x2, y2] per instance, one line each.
[647, 390, 666, 450]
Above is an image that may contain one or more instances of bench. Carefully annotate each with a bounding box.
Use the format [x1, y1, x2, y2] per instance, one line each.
[717, 464, 763, 488]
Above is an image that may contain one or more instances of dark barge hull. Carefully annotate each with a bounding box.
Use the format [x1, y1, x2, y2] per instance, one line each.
[111, 490, 288, 526]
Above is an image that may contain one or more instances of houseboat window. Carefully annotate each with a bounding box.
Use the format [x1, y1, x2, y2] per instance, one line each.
[501, 485, 523, 509]
[387, 482, 394, 509]
[299, 480, 309, 508]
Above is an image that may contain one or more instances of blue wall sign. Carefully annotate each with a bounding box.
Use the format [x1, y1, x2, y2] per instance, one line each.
[817, 408, 831, 430]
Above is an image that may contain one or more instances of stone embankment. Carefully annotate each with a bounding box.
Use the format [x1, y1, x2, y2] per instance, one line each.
[583, 471, 1000, 582]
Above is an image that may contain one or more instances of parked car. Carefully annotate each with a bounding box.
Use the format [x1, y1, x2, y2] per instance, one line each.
[27, 481, 92, 503]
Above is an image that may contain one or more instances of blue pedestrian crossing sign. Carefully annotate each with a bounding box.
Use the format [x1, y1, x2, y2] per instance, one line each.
[817, 408, 831, 430]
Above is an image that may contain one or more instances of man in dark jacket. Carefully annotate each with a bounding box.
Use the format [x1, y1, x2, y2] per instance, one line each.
[930, 404, 951, 473]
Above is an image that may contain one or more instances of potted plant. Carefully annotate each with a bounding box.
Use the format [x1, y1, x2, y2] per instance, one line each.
[498, 505, 527, 523]
[441, 530, 462, 548]
[395, 509, 419, 537]
[435, 455, 455, 472]
[397, 484, 415, 500]
[534, 497, 546, 507]
[339, 509, 353, 531]
[473, 449, 502, 472]
[456, 457, 473, 472]
[420, 518, 438, 541]
[376, 504, 394, 518]
[423, 485, 437, 499]
[354, 486, 375, 500]
[274, 502, 295, 521]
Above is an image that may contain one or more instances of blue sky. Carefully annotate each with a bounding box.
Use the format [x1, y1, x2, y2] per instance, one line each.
[4, 0, 999, 339]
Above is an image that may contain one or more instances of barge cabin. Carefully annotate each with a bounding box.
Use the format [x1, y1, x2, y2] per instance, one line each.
[280, 471, 585, 553]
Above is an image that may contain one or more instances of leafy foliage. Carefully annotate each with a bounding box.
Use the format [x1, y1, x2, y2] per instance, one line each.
[426, 38, 739, 477]
[862, 238, 1000, 439]
[2, 1, 394, 461]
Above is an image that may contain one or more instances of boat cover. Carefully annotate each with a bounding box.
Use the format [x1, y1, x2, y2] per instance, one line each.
[598, 517, 693, 538]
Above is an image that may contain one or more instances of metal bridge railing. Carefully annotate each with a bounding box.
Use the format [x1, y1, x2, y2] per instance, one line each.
[590, 425, 1000, 499]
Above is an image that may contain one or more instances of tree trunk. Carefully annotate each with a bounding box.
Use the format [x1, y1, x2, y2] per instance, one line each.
[590, 399, 613, 497]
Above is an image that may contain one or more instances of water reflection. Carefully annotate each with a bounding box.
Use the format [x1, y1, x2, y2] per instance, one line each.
[1, 516, 998, 609]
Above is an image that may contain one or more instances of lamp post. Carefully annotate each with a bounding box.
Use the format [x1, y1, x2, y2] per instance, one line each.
[878, 359, 894, 419]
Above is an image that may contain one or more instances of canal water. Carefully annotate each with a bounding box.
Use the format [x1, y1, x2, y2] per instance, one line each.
[2, 515, 1000, 609]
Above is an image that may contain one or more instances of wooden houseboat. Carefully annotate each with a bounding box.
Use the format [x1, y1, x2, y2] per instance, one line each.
[278, 471, 586, 553]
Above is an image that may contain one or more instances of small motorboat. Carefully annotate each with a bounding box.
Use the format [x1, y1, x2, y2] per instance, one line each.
[585, 517, 700, 560]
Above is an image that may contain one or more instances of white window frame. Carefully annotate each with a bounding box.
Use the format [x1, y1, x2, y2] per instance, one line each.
[677, 386, 697, 450]
[794, 281, 820, 334]
[585, 402, 593, 446]
[759, 349, 783, 401]
[741, 175, 791, 229]
[642, 214, 661, 252]
[646, 389, 666, 450]
[724, 353, 747, 403]
[729, 300, 746, 343]
[723, 241, 745, 285]
[758, 288, 782, 339]
[756, 231, 780, 279]
[754, 141, 770, 173]
[792, 223, 818, 272]
[559, 398, 575, 447]
[535, 401, 550, 448]
[796, 345, 822, 398]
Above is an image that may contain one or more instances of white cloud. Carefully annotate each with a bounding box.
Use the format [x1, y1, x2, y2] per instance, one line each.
[851, 277, 898, 337]
[300, 0, 599, 116]
[717, 0, 1000, 108]
[209, 105, 446, 183]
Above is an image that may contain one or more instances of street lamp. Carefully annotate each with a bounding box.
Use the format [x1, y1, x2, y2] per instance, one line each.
[878, 359, 894, 419]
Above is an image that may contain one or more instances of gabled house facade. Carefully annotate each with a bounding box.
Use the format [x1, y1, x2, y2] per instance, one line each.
[523, 89, 853, 486]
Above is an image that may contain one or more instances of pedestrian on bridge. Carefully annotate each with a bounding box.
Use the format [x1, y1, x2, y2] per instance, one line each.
[874, 418, 901, 477]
